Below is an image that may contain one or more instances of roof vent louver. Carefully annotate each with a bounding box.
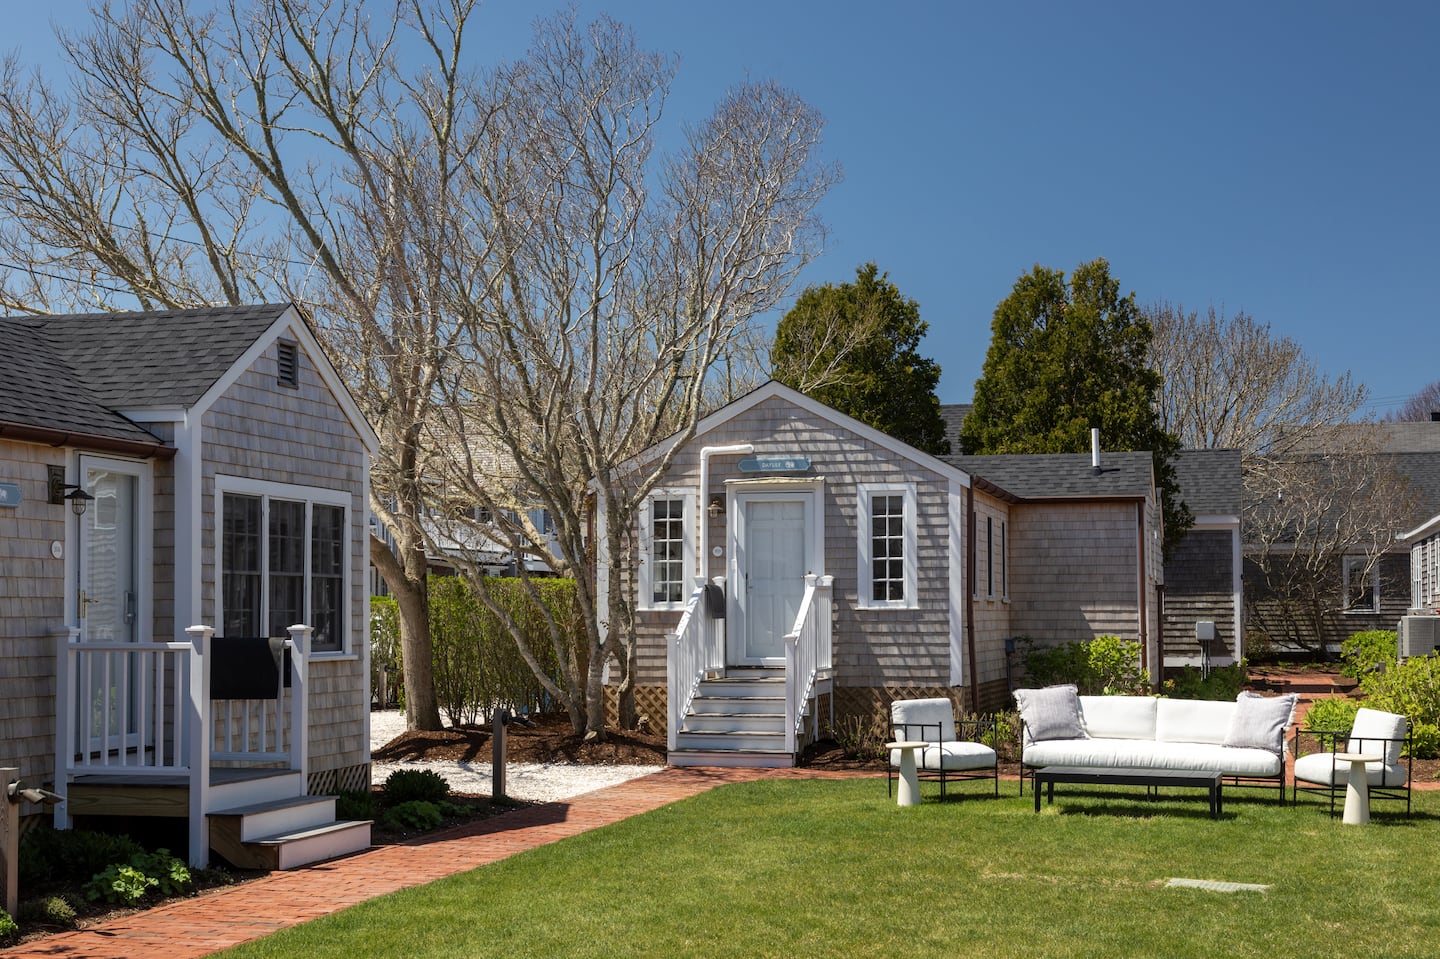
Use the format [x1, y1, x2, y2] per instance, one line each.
[277, 340, 299, 388]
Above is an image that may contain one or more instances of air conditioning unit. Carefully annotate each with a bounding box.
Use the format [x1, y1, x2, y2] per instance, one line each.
[1399, 615, 1440, 659]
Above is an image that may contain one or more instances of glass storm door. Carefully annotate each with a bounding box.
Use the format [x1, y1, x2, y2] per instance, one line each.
[732, 495, 809, 665]
[78, 457, 148, 746]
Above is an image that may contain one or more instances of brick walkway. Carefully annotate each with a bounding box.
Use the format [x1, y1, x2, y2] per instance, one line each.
[0, 766, 797, 959]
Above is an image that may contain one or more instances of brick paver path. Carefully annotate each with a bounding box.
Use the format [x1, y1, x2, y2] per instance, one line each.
[0, 766, 797, 959]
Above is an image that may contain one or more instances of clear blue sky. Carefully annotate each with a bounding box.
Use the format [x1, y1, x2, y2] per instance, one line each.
[10, 1, 1438, 414]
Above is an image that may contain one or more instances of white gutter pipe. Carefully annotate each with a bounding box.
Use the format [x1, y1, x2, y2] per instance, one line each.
[697, 444, 753, 583]
[1091, 428, 1102, 474]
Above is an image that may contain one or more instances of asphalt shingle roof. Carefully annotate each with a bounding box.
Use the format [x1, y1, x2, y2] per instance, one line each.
[1171, 449, 1242, 515]
[30, 303, 291, 408]
[947, 450, 1155, 501]
[2, 303, 293, 450]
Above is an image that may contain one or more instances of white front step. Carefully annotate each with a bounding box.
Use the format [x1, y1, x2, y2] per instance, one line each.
[682, 711, 785, 733]
[689, 695, 784, 716]
[264, 820, 373, 870]
[675, 729, 787, 752]
[209, 769, 305, 808]
[214, 795, 339, 842]
[669, 748, 794, 769]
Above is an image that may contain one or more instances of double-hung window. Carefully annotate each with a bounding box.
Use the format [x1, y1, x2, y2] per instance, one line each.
[219, 477, 350, 653]
[1342, 555, 1380, 613]
[857, 484, 918, 609]
[640, 490, 693, 610]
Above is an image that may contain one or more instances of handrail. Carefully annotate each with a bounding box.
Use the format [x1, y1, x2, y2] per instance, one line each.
[784, 574, 834, 756]
[666, 585, 714, 752]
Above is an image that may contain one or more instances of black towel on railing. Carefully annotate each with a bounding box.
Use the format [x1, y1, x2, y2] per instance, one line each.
[209, 636, 292, 700]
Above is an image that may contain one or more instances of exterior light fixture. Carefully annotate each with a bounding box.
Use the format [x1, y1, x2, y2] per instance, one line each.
[707, 495, 724, 518]
[64, 485, 94, 517]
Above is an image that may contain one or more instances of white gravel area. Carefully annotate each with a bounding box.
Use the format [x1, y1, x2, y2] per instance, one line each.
[369, 709, 663, 804]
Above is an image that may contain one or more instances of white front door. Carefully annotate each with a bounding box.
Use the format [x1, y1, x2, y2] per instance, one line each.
[731, 492, 815, 665]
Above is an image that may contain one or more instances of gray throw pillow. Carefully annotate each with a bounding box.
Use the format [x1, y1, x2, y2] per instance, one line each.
[1014, 684, 1087, 742]
[1222, 691, 1297, 757]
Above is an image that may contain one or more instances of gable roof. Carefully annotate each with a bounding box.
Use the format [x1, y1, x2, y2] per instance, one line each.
[625, 380, 974, 487]
[1171, 449, 1242, 516]
[1, 318, 168, 453]
[947, 451, 1155, 502]
[22, 303, 294, 410]
[2, 302, 378, 457]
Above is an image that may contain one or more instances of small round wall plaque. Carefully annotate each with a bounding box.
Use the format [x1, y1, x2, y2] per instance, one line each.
[51, 540, 64, 559]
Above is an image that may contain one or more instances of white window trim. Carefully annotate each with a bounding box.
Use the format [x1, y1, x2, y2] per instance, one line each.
[1000, 519, 1009, 602]
[215, 474, 352, 655]
[857, 483, 918, 611]
[1341, 554, 1380, 614]
[638, 488, 694, 611]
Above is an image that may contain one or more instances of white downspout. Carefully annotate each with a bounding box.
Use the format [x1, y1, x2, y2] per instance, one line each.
[697, 444, 753, 584]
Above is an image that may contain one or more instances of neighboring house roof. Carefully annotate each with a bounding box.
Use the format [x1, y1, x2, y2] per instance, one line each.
[1171, 449, 1242, 517]
[947, 451, 1155, 502]
[939, 403, 972, 455]
[25, 303, 293, 410]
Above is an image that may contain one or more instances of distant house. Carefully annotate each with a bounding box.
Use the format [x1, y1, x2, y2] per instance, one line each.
[1243, 421, 1440, 652]
[604, 382, 1175, 767]
[0, 303, 377, 868]
[1162, 449, 1244, 668]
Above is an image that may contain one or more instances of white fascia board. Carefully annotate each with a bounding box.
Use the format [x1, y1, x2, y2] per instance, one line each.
[610, 380, 973, 490]
[190, 304, 381, 455]
[1190, 513, 1240, 530]
[1400, 512, 1440, 543]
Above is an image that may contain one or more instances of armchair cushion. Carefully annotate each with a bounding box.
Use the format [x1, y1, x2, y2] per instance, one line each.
[890, 698, 956, 743]
[1222, 691, 1297, 758]
[1014, 685, 1086, 742]
[1348, 707, 1407, 766]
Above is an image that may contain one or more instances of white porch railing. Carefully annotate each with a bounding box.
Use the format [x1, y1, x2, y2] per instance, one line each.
[55, 624, 312, 845]
[666, 581, 725, 752]
[784, 574, 834, 756]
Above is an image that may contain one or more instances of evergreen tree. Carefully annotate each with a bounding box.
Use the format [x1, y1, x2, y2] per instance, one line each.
[771, 263, 949, 455]
[962, 258, 1192, 551]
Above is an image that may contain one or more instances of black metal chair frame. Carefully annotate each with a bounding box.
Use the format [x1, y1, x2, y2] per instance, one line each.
[886, 716, 1000, 802]
[1291, 727, 1413, 818]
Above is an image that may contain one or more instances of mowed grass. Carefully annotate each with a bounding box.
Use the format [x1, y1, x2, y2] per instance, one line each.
[218, 779, 1440, 959]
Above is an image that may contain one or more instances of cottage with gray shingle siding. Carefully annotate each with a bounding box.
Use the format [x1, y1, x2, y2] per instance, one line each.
[610, 382, 1167, 767]
[1, 303, 377, 868]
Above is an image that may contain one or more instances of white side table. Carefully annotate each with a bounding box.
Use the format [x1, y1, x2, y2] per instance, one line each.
[887, 740, 927, 807]
[1333, 752, 1382, 824]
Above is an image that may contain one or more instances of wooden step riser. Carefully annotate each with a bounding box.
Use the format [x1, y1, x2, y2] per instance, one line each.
[681, 714, 785, 734]
[675, 731, 787, 752]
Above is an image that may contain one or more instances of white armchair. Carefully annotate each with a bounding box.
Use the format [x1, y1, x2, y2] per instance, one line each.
[1292, 707, 1412, 817]
[888, 698, 999, 801]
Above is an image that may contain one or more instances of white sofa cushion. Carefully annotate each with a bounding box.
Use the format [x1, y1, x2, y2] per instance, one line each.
[890, 698, 956, 742]
[1014, 685, 1087, 742]
[1023, 738, 1283, 777]
[1293, 751, 1408, 788]
[1079, 695, 1157, 740]
[1157, 698, 1235, 745]
[1348, 707, 1407, 766]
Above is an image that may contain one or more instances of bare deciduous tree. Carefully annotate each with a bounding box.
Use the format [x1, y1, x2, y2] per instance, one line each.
[1244, 432, 1416, 653]
[1146, 302, 1368, 456]
[0, 0, 829, 737]
[1384, 381, 1440, 423]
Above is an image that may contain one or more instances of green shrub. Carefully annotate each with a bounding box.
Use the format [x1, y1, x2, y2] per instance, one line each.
[1341, 629, 1397, 682]
[381, 800, 444, 833]
[827, 714, 886, 761]
[82, 849, 191, 905]
[1163, 663, 1247, 701]
[1304, 697, 1360, 733]
[18, 895, 78, 928]
[1020, 635, 1150, 696]
[1364, 653, 1440, 758]
[371, 595, 402, 708]
[19, 828, 144, 887]
[382, 768, 451, 804]
[1410, 721, 1440, 759]
[336, 789, 377, 820]
[0, 908, 17, 941]
[429, 575, 581, 726]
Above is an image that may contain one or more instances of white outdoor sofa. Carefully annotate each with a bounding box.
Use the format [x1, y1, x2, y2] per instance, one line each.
[1015, 686, 1295, 804]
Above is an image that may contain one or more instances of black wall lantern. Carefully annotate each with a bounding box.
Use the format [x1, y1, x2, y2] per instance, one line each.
[47, 465, 93, 515]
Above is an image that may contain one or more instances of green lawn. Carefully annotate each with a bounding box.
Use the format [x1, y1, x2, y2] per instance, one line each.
[219, 779, 1440, 959]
